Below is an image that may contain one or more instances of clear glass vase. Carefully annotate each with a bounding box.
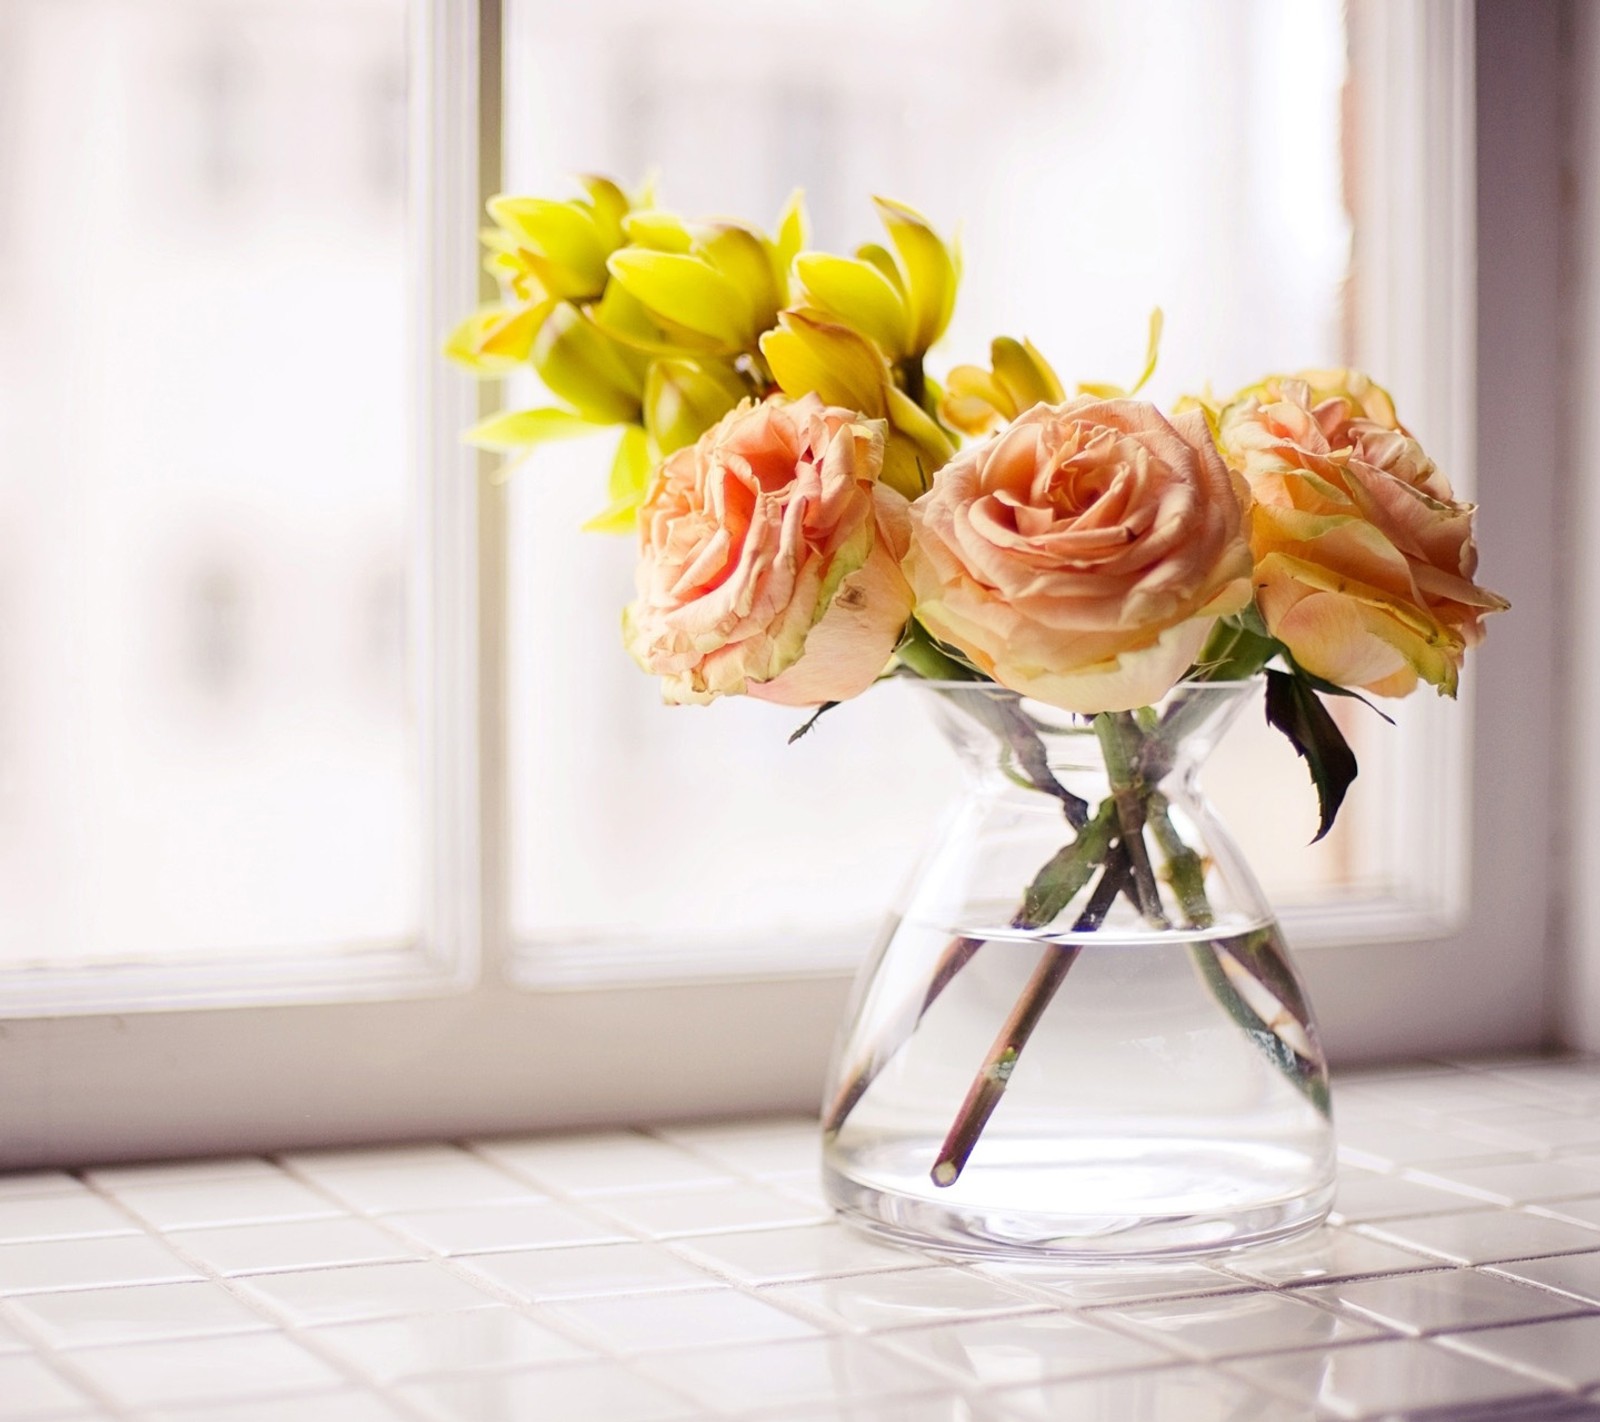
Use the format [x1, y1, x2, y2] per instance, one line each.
[821, 680, 1336, 1259]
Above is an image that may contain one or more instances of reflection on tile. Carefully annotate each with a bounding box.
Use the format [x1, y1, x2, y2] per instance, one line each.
[70, 1331, 343, 1409]
[991, 1363, 1304, 1422]
[234, 1261, 496, 1325]
[1407, 1161, 1600, 1206]
[0, 1353, 92, 1419]
[547, 1286, 822, 1352]
[1438, 1314, 1600, 1389]
[1229, 1337, 1543, 1419]
[1530, 1196, 1600, 1230]
[1333, 1119, 1528, 1167]
[314, 1307, 591, 1382]
[0, 1194, 137, 1248]
[1300, 1269, 1588, 1336]
[635, 1335, 940, 1415]
[11, 1280, 271, 1348]
[1216, 1227, 1435, 1287]
[167, 1218, 419, 1275]
[975, 1260, 1241, 1308]
[110, 1176, 340, 1230]
[471, 1132, 733, 1195]
[765, 1266, 1048, 1333]
[1359, 1211, 1600, 1265]
[877, 1309, 1168, 1387]
[388, 1201, 626, 1256]
[1098, 1287, 1386, 1359]
[672, 1223, 927, 1284]
[457, 1242, 709, 1302]
[399, 1360, 698, 1422]
[1487, 1252, 1600, 1306]
[0, 1235, 200, 1295]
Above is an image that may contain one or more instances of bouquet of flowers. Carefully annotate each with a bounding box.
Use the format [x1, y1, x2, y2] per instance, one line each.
[451, 177, 1507, 1193]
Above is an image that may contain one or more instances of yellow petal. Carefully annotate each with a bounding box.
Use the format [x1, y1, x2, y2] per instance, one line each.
[530, 302, 644, 423]
[582, 425, 654, 533]
[872, 197, 957, 353]
[758, 310, 889, 415]
[793, 252, 910, 357]
[696, 223, 780, 335]
[856, 243, 906, 296]
[606, 249, 750, 351]
[444, 303, 548, 373]
[621, 209, 694, 254]
[1129, 307, 1164, 396]
[578, 174, 630, 249]
[644, 359, 746, 453]
[774, 190, 810, 296]
[466, 406, 607, 451]
[991, 336, 1065, 411]
[486, 196, 609, 297]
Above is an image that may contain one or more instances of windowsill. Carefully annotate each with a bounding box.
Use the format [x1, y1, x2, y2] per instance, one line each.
[3, 1056, 1600, 1418]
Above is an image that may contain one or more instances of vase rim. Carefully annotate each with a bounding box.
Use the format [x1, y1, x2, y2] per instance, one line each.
[903, 677, 1264, 695]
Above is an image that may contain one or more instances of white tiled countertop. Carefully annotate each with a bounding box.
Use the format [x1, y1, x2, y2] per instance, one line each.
[9, 1060, 1600, 1420]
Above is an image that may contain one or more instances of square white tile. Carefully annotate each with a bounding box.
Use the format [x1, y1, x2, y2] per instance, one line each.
[166, 1217, 421, 1275]
[10, 1280, 271, 1348]
[1436, 1313, 1600, 1388]
[470, 1132, 733, 1195]
[399, 1359, 699, 1421]
[290, 1160, 541, 1216]
[990, 1363, 1306, 1422]
[152, 1391, 410, 1422]
[546, 1286, 823, 1352]
[1407, 1160, 1600, 1205]
[313, 1307, 592, 1383]
[589, 1182, 830, 1237]
[634, 1336, 942, 1415]
[0, 1194, 138, 1245]
[671, 1223, 928, 1284]
[68, 1331, 343, 1409]
[233, 1261, 497, 1325]
[108, 1176, 341, 1230]
[387, 1201, 626, 1255]
[0, 1235, 200, 1295]
[0, 1354, 93, 1419]
[456, 1242, 710, 1302]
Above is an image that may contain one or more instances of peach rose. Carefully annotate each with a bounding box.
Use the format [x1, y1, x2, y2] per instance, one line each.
[1216, 372, 1508, 697]
[625, 394, 913, 706]
[905, 398, 1252, 714]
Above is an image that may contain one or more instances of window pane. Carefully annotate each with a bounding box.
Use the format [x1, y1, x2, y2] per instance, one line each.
[0, 0, 419, 965]
[504, 0, 1402, 970]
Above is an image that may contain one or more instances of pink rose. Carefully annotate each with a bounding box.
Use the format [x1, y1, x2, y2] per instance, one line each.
[906, 398, 1252, 713]
[1216, 373, 1508, 697]
[625, 394, 913, 706]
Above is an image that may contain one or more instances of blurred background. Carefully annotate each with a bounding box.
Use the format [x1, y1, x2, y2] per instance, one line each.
[0, 0, 1414, 978]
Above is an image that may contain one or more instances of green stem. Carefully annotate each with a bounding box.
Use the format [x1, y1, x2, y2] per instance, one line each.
[1095, 712, 1169, 926]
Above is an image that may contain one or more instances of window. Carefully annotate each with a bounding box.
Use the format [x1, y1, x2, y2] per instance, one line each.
[0, 0, 1553, 1165]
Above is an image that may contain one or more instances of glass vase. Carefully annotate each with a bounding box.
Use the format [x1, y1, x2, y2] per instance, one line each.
[821, 680, 1336, 1259]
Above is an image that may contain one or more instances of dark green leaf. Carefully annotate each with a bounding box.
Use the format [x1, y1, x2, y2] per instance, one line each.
[1264, 669, 1359, 843]
[1014, 807, 1115, 929]
[1280, 652, 1396, 725]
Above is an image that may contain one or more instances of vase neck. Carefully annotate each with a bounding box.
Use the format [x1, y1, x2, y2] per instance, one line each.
[917, 681, 1257, 795]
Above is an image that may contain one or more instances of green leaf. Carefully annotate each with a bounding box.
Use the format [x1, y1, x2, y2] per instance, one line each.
[1280, 651, 1397, 725]
[1264, 669, 1359, 843]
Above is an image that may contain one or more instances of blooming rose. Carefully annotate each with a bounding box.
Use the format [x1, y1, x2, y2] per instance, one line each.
[1216, 371, 1508, 697]
[905, 398, 1252, 713]
[624, 394, 913, 706]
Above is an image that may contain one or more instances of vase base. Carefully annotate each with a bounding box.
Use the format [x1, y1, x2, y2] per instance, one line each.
[822, 1161, 1334, 1262]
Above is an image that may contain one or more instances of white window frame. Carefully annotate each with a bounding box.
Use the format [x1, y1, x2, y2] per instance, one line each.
[0, 0, 1562, 1168]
